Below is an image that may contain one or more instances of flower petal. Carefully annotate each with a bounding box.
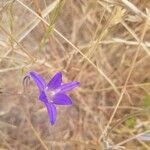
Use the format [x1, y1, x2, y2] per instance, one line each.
[29, 71, 46, 93]
[53, 93, 72, 105]
[47, 72, 62, 90]
[59, 82, 80, 93]
[39, 91, 48, 103]
[45, 103, 57, 125]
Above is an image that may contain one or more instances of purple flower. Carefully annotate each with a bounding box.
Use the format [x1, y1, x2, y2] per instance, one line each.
[26, 71, 80, 125]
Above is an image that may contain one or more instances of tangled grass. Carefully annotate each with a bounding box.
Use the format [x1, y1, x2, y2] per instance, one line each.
[0, 0, 150, 149]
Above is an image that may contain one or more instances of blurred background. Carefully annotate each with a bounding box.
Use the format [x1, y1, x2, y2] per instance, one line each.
[0, 0, 150, 149]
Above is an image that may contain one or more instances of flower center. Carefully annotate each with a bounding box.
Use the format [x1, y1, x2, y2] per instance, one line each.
[44, 89, 55, 102]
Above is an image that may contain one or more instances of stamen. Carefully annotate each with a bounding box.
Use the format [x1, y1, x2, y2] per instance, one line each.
[44, 89, 56, 102]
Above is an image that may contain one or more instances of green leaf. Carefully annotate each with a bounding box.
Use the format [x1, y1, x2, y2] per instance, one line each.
[125, 117, 136, 128]
[143, 95, 150, 108]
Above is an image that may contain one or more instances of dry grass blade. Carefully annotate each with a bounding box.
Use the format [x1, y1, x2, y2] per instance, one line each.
[25, 115, 49, 150]
[16, 0, 60, 43]
[121, 0, 147, 18]
[115, 130, 150, 147]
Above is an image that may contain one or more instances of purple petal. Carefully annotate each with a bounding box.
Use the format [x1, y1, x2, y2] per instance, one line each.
[45, 103, 57, 125]
[47, 72, 62, 90]
[59, 82, 80, 93]
[39, 91, 48, 103]
[29, 71, 46, 93]
[53, 93, 72, 105]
